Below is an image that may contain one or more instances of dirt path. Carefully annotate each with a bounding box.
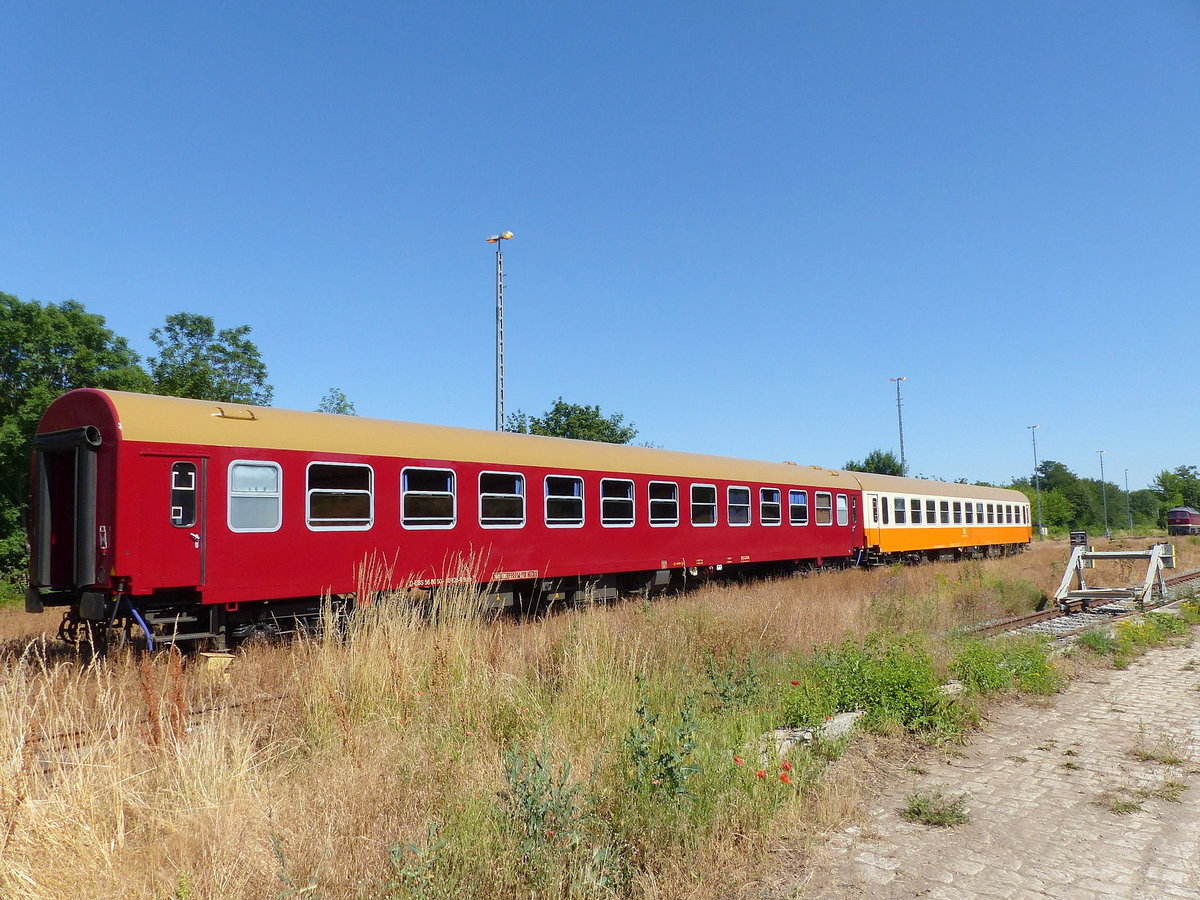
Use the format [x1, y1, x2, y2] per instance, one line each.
[772, 636, 1200, 899]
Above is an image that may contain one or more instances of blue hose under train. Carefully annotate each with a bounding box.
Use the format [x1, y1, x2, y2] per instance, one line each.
[125, 600, 155, 652]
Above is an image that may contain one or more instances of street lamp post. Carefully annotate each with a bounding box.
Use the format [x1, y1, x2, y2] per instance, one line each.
[890, 377, 907, 474]
[1098, 450, 1110, 539]
[486, 231, 514, 431]
[1028, 425, 1042, 538]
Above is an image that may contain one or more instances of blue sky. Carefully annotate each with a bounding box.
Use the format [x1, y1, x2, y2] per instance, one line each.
[3, 1, 1198, 490]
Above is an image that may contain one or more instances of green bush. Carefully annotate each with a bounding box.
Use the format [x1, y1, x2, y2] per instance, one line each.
[950, 640, 1012, 694]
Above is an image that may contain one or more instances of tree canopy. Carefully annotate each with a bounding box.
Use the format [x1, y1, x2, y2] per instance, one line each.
[844, 449, 905, 477]
[149, 312, 273, 405]
[0, 293, 152, 572]
[505, 398, 638, 444]
[317, 387, 357, 415]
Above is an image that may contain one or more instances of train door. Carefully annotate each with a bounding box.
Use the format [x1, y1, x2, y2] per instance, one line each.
[863, 492, 883, 549]
[141, 455, 208, 589]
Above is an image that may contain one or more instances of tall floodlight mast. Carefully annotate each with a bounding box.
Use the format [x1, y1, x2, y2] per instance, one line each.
[890, 377, 907, 474]
[1098, 449, 1110, 538]
[486, 231, 514, 431]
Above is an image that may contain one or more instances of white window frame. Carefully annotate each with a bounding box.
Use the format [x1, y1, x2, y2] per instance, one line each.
[728, 486, 752, 527]
[648, 481, 679, 527]
[401, 466, 456, 530]
[815, 491, 833, 526]
[305, 461, 374, 531]
[600, 478, 635, 528]
[479, 470, 526, 529]
[228, 460, 283, 533]
[789, 489, 809, 526]
[691, 483, 718, 527]
[760, 487, 782, 526]
[545, 475, 585, 528]
[836, 493, 849, 527]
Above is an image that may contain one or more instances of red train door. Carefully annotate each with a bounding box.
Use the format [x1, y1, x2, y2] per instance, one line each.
[140, 455, 208, 589]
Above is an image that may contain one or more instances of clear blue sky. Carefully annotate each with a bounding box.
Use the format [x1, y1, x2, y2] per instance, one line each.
[4, 1, 1198, 491]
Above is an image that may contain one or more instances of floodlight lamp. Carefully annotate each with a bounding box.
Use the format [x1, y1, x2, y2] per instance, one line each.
[486, 231, 514, 243]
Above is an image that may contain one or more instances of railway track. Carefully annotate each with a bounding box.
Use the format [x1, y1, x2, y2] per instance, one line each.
[967, 567, 1200, 640]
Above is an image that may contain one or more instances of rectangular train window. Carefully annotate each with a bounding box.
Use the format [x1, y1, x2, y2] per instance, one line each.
[760, 488, 782, 525]
[836, 494, 849, 526]
[893, 496, 906, 524]
[789, 490, 809, 525]
[601, 478, 634, 527]
[965, 502, 974, 524]
[881, 495, 890, 525]
[170, 462, 197, 527]
[228, 461, 282, 532]
[870, 496, 879, 525]
[649, 481, 679, 526]
[985, 503, 994, 524]
[728, 487, 751, 525]
[910, 498, 922, 525]
[976, 502, 984, 522]
[926, 499, 936, 523]
[480, 472, 525, 528]
[691, 484, 717, 526]
[815, 492, 833, 526]
[402, 467, 456, 529]
[1006, 505, 1014, 524]
[545, 475, 584, 527]
[307, 463, 373, 530]
[953, 501, 962, 524]
[940, 501, 950, 524]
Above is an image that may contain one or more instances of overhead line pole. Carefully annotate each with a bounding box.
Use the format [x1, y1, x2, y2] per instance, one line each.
[890, 377, 907, 474]
[1028, 425, 1042, 538]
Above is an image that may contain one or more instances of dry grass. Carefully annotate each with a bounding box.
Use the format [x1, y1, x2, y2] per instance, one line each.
[0, 537, 1193, 899]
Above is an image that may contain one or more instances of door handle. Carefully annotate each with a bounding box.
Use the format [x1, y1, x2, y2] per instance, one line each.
[188, 533, 201, 548]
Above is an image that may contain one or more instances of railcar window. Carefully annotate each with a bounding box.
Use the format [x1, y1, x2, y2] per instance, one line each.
[1007, 505, 1014, 524]
[986, 503, 995, 524]
[601, 479, 635, 527]
[691, 484, 717, 526]
[965, 502, 974, 524]
[836, 494, 849, 526]
[307, 463, 373, 529]
[815, 492, 833, 526]
[894, 496, 906, 524]
[940, 501, 950, 524]
[953, 501, 962, 524]
[228, 461, 282, 532]
[789, 490, 809, 525]
[882, 495, 890, 525]
[170, 462, 197, 528]
[480, 472, 525, 528]
[649, 481, 679, 526]
[976, 502, 985, 522]
[871, 497, 879, 525]
[926, 500, 937, 523]
[402, 467, 455, 529]
[728, 487, 751, 526]
[760, 488, 782, 525]
[910, 498, 922, 525]
[545, 476, 584, 527]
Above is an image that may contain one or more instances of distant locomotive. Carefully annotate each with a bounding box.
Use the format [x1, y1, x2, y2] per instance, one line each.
[1166, 507, 1200, 536]
[27, 389, 1032, 650]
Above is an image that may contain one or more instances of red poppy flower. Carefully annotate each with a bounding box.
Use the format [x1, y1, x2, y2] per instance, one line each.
[790, 680, 800, 686]
[755, 770, 766, 779]
[733, 755, 744, 766]
[781, 760, 793, 772]
[780, 772, 792, 784]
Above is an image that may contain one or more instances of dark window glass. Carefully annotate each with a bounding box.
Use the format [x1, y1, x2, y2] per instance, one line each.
[170, 462, 197, 527]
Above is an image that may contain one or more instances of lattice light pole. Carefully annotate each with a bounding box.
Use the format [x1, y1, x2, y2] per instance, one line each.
[1028, 425, 1042, 537]
[1098, 449, 1110, 538]
[486, 231, 513, 431]
[890, 376, 907, 474]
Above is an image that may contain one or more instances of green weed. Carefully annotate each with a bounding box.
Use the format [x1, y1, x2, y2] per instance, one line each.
[901, 786, 969, 827]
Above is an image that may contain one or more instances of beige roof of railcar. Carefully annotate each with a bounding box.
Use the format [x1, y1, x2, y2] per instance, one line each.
[845, 470, 1029, 503]
[101, 390, 858, 487]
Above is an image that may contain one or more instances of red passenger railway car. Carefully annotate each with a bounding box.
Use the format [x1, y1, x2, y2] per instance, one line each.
[27, 390, 1031, 650]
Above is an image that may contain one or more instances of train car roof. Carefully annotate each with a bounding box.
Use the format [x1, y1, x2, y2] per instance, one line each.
[845, 470, 1030, 502]
[64, 389, 861, 487]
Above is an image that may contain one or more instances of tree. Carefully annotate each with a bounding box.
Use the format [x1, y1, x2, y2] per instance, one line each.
[844, 449, 905, 476]
[505, 397, 638, 444]
[317, 387, 357, 415]
[0, 293, 152, 573]
[148, 312, 273, 405]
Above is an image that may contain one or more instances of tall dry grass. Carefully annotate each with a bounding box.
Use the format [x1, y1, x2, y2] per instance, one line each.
[0, 537, 1192, 899]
